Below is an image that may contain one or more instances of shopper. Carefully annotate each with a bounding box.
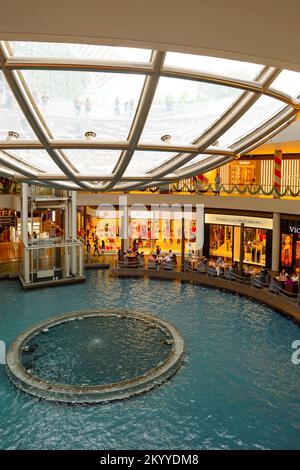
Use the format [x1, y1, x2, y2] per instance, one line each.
[93, 236, 100, 256]
[215, 173, 221, 196]
[86, 239, 91, 255]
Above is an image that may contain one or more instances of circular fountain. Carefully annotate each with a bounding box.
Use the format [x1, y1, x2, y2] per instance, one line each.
[6, 309, 184, 404]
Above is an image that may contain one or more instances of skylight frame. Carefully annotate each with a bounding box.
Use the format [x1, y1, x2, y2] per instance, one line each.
[0, 40, 299, 190]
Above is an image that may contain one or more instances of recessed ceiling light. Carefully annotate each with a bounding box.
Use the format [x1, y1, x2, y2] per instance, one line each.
[7, 131, 20, 140]
[85, 131, 97, 140]
[161, 134, 172, 143]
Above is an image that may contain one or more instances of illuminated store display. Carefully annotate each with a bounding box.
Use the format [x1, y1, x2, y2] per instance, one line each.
[280, 219, 300, 272]
[81, 206, 201, 254]
[204, 213, 273, 267]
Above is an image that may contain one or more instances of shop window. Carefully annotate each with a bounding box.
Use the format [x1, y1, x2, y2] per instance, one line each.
[243, 228, 266, 266]
[295, 235, 300, 273]
[209, 224, 233, 259]
[230, 163, 256, 185]
[233, 227, 266, 266]
[281, 234, 293, 268]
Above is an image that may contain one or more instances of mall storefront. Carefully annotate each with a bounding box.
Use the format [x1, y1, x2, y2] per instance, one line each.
[203, 212, 273, 268]
[79, 205, 201, 255]
[280, 217, 300, 273]
[0, 207, 20, 263]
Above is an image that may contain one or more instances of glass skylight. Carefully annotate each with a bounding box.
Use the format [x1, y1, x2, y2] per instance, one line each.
[271, 70, 300, 98]
[22, 70, 145, 140]
[176, 154, 210, 171]
[141, 77, 242, 144]
[219, 95, 286, 147]
[10, 42, 152, 62]
[124, 151, 176, 176]
[0, 40, 298, 189]
[64, 149, 120, 174]
[8, 149, 64, 173]
[0, 72, 36, 140]
[164, 52, 263, 80]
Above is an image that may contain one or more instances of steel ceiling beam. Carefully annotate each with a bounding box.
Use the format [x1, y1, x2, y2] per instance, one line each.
[2, 55, 299, 110]
[0, 44, 93, 190]
[1, 40, 299, 191]
[116, 66, 282, 191]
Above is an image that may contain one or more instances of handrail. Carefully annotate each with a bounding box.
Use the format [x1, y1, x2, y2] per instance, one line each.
[114, 262, 300, 306]
[229, 272, 251, 283]
[269, 280, 299, 303]
[170, 181, 300, 197]
[250, 276, 270, 288]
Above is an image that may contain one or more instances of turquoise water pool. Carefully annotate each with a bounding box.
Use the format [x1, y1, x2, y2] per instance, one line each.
[21, 315, 173, 386]
[0, 271, 299, 450]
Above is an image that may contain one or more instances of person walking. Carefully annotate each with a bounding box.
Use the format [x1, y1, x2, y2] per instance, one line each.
[93, 235, 100, 256]
[86, 239, 91, 261]
[101, 239, 105, 256]
[215, 173, 221, 196]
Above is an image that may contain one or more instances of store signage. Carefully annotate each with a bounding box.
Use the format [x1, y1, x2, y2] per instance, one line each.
[130, 210, 153, 219]
[130, 210, 191, 220]
[205, 213, 273, 230]
[289, 226, 300, 233]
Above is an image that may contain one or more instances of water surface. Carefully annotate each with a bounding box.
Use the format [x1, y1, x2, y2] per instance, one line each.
[0, 271, 299, 450]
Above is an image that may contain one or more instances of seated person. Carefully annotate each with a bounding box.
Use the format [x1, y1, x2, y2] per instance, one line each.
[259, 266, 266, 275]
[228, 261, 237, 272]
[216, 256, 223, 266]
[242, 266, 251, 278]
[197, 258, 207, 268]
[258, 267, 269, 282]
[216, 264, 224, 276]
[285, 274, 294, 291]
[291, 273, 298, 283]
[279, 268, 288, 278]
[163, 253, 172, 263]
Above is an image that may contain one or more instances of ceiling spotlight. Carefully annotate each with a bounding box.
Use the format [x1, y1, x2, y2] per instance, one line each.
[233, 154, 241, 160]
[161, 134, 172, 143]
[85, 131, 97, 141]
[7, 131, 20, 141]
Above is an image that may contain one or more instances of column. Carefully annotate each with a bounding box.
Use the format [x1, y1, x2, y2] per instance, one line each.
[21, 183, 30, 283]
[181, 217, 185, 271]
[196, 204, 204, 257]
[119, 195, 129, 255]
[273, 149, 282, 198]
[79, 245, 83, 277]
[272, 212, 280, 272]
[71, 190, 77, 275]
[239, 223, 245, 276]
[64, 201, 70, 277]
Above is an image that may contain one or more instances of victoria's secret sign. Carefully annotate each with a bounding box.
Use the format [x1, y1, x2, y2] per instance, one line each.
[289, 226, 300, 233]
[281, 219, 300, 234]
